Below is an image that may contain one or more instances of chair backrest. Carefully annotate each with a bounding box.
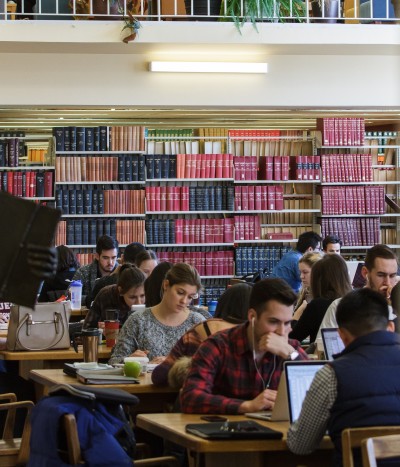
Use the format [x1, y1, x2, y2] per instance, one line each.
[342, 426, 400, 467]
[361, 434, 400, 467]
[0, 393, 34, 466]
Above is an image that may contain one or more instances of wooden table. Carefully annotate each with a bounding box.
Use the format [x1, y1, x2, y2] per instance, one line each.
[137, 413, 334, 467]
[29, 369, 178, 412]
[0, 345, 111, 379]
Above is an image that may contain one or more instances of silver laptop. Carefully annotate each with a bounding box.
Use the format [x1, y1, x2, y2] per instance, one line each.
[285, 361, 325, 423]
[321, 327, 345, 360]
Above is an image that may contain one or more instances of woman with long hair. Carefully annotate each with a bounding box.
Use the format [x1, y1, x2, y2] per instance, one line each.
[289, 254, 352, 344]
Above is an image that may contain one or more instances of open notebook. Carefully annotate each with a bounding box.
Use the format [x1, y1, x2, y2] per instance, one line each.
[246, 361, 325, 423]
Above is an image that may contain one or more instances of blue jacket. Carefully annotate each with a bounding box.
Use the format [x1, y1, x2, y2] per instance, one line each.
[28, 395, 132, 467]
[270, 249, 302, 292]
[328, 331, 400, 466]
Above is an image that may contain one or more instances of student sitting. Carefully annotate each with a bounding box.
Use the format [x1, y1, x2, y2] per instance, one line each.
[83, 264, 146, 329]
[180, 278, 308, 415]
[287, 288, 400, 467]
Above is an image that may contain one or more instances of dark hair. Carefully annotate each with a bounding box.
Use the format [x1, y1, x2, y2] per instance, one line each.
[322, 235, 343, 251]
[214, 283, 252, 324]
[117, 264, 146, 294]
[164, 263, 202, 291]
[336, 288, 389, 336]
[249, 278, 297, 317]
[122, 242, 145, 263]
[144, 262, 173, 307]
[134, 249, 158, 268]
[95, 235, 119, 255]
[364, 244, 398, 271]
[56, 245, 80, 272]
[310, 254, 352, 300]
[296, 231, 322, 254]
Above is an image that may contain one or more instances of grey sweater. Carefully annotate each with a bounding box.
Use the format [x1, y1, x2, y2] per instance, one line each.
[109, 307, 205, 364]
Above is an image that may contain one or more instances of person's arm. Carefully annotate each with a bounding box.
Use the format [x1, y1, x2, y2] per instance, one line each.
[108, 315, 139, 365]
[287, 365, 337, 454]
[289, 301, 314, 342]
[180, 339, 245, 414]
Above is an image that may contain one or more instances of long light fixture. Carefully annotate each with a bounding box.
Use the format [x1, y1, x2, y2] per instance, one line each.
[149, 61, 268, 74]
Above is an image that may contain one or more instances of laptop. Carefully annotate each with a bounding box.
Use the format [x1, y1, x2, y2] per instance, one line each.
[285, 361, 325, 423]
[321, 327, 345, 360]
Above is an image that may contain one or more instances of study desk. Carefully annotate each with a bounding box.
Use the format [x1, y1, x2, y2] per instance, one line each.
[137, 413, 334, 467]
[29, 369, 178, 412]
[0, 345, 111, 380]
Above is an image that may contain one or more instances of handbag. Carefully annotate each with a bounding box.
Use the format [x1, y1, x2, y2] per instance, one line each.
[6, 302, 71, 351]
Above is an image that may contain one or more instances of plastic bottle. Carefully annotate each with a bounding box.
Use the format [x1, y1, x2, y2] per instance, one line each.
[69, 280, 82, 310]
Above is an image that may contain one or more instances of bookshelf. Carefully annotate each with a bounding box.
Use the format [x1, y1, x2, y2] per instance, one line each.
[0, 133, 55, 203]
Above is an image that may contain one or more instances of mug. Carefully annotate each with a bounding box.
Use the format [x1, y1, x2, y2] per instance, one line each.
[104, 320, 120, 347]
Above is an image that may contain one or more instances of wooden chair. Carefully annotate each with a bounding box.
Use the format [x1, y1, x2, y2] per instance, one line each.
[63, 412, 179, 466]
[342, 426, 400, 467]
[361, 434, 400, 467]
[0, 393, 34, 467]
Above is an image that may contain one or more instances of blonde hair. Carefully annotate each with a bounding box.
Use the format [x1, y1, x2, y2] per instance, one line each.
[295, 251, 324, 310]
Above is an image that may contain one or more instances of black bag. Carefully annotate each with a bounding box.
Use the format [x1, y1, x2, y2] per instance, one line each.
[240, 268, 269, 284]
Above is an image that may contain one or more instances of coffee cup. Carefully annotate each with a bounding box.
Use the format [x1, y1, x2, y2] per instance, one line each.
[104, 320, 120, 347]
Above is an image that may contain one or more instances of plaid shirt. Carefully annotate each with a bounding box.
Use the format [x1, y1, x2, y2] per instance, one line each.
[180, 322, 308, 414]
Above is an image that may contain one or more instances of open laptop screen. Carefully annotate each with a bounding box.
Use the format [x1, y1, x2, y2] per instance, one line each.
[284, 361, 325, 423]
[321, 327, 345, 360]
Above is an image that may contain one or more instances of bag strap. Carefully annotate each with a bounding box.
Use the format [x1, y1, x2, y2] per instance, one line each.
[16, 311, 66, 351]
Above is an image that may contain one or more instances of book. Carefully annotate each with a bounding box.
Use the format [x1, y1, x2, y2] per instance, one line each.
[0, 192, 61, 308]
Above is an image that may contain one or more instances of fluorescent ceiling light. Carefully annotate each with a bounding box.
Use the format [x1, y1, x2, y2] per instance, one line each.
[149, 61, 268, 74]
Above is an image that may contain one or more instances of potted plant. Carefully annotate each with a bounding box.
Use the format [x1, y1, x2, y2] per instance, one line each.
[222, 0, 306, 30]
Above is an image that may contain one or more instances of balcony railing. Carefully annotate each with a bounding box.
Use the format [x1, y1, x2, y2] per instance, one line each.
[1, 0, 399, 23]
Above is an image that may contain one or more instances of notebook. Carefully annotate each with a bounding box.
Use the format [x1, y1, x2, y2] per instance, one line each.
[321, 328, 345, 360]
[185, 420, 283, 440]
[285, 361, 325, 423]
[245, 367, 289, 422]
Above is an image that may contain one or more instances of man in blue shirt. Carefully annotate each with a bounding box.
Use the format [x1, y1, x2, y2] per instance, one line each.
[270, 231, 322, 292]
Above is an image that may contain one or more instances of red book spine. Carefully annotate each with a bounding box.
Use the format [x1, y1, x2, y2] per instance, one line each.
[241, 185, 249, 211]
[199, 219, 206, 243]
[154, 186, 161, 211]
[194, 154, 201, 179]
[187, 219, 194, 243]
[184, 154, 191, 178]
[222, 154, 230, 178]
[44, 171, 53, 197]
[215, 154, 223, 178]
[210, 155, 216, 179]
[275, 186, 284, 210]
[191, 154, 197, 179]
[247, 185, 255, 211]
[273, 156, 282, 181]
[175, 219, 183, 243]
[205, 252, 213, 276]
[160, 186, 167, 211]
[254, 186, 262, 210]
[250, 156, 258, 180]
[261, 186, 268, 210]
[267, 185, 276, 210]
[296, 155, 303, 180]
[194, 219, 200, 244]
[244, 215, 251, 240]
[266, 156, 274, 180]
[182, 186, 189, 211]
[235, 186, 242, 211]
[224, 218, 234, 243]
[229, 154, 234, 179]
[258, 156, 266, 180]
[7, 171, 14, 195]
[314, 156, 321, 181]
[205, 154, 211, 179]
[281, 156, 289, 181]
[199, 154, 206, 179]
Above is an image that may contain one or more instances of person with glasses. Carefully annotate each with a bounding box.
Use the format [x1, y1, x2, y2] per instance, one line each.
[109, 263, 205, 365]
[270, 231, 322, 293]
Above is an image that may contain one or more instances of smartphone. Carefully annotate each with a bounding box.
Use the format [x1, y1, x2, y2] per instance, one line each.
[200, 415, 228, 422]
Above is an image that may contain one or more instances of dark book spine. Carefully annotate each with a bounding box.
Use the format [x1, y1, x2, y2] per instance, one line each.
[202, 187, 209, 211]
[103, 218, 111, 237]
[89, 219, 97, 245]
[227, 186, 234, 211]
[145, 220, 153, 245]
[94, 127, 100, 152]
[85, 127, 94, 152]
[55, 188, 63, 211]
[110, 219, 116, 239]
[209, 185, 215, 210]
[76, 127, 86, 152]
[215, 186, 223, 211]
[169, 154, 177, 178]
[153, 155, 162, 179]
[74, 219, 82, 245]
[222, 185, 228, 210]
[83, 188, 93, 215]
[76, 189, 84, 215]
[69, 127, 77, 152]
[0, 141, 5, 166]
[82, 219, 89, 245]
[36, 171, 45, 197]
[1, 171, 7, 192]
[138, 154, 145, 182]
[131, 155, 139, 182]
[169, 219, 175, 244]
[98, 191, 104, 215]
[53, 128, 65, 152]
[92, 190, 99, 215]
[146, 155, 154, 179]
[189, 186, 196, 211]
[69, 188, 77, 215]
[161, 155, 169, 179]
[99, 126, 108, 151]
[62, 188, 69, 214]
[125, 156, 132, 182]
[8, 139, 16, 167]
[118, 155, 125, 182]
[67, 220, 75, 245]
[63, 127, 71, 152]
[152, 219, 159, 244]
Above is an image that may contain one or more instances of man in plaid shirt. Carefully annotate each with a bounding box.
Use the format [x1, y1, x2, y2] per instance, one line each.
[180, 278, 308, 414]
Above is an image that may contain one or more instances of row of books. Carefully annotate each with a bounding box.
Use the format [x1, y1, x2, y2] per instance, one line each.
[235, 246, 291, 276]
[198, 280, 229, 305]
[145, 218, 235, 245]
[321, 154, 373, 183]
[1, 170, 53, 198]
[55, 155, 146, 182]
[145, 186, 234, 212]
[230, 140, 313, 159]
[234, 215, 261, 241]
[235, 185, 284, 211]
[316, 117, 365, 146]
[320, 217, 380, 246]
[75, 252, 96, 266]
[56, 188, 145, 215]
[155, 250, 235, 276]
[320, 186, 386, 215]
[53, 126, 146, 153]
[27, 147, 47, 163]
[261, 225, 308, 240]
[259, 211, 314, 226]
[56, 219, 145, 246]
[0, 139, 24, 167]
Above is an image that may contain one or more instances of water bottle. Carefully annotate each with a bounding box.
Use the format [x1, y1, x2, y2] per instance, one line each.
[70, 280, 82, 310]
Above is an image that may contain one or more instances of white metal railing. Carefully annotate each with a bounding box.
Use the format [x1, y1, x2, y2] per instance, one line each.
[1, 0, 399, 23]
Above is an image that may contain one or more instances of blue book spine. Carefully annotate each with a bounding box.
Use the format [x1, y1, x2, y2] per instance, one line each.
[83, 188, 92, 215]
[202, 187, 209, 211]
[89, 220, 97, 245]
[55, 188, 63, 211]
[131, 155, 139, 182]
[169, 154, 177, 178]
[169, 219, 175, 244]
[152, 220, 159, 244]
[74, 219, 82, 245]
[85, 127, 94, 152]
[63, 127, 71, 152]
[125, 156, 132, 182]
[69, 188, 77, 215]
[209, 186, 215, 210]
[92, 191, 99, 215]
[67, 220, 75, 245]
[235, 248, 242, 276]
[99, 126, 108, 151]
[82, 219, 89, 245]
[76, 189, 84, 215]
[222, 186, 228, 210]
[53, 128, 64, 152]
[145, 220, 153, 245]
[227, 186, 234, 211]
[146, 155, 154, 179]
[138, 154, 145, 181]
[94, 127, 100, 152]
[215, 186, 223, 211]
[161, 155, 169, 179]
[118, 155, 125, 182]
[103, 218, 111, 237]
[69, 127, 77, 152]
[110, 220, 116, 239]
[153, 155, 162, 179]
[98, 191, 104, 215]
[189, 186, 196, 211]
[76, 127, 85, 152]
